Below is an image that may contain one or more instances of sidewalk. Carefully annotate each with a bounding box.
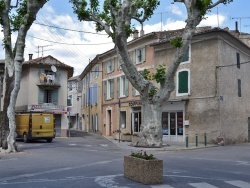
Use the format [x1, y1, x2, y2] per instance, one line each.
[104, 136, 217, 151]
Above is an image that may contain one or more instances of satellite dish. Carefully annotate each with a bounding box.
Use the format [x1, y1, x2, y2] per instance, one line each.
[51, 65, 57, 72]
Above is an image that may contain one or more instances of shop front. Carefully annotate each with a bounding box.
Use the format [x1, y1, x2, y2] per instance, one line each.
[162, 101, 186, 142]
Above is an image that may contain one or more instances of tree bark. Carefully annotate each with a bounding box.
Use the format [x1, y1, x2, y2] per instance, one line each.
[135, 100, 163, 147]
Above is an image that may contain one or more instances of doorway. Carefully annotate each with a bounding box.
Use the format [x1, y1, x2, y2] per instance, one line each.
[107, 110, 112, 136]
[132, 112, 141, 133]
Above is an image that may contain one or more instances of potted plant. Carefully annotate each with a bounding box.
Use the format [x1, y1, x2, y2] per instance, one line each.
[121, 132, 132, 142]
[112, 130, 121, 140]
[124, 150, 163, 184]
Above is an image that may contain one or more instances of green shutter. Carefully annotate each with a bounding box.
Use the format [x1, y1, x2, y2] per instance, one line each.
[110, 79, 114, 99]
[125, 77, 129, 97]
[181, 47, 189, 62]
[104, 81, 107, 100]
[178, 71, 188, 93]
[38, 87, 44, 104]
[53, 89, 59, 105]
[117, 77, 120, 98]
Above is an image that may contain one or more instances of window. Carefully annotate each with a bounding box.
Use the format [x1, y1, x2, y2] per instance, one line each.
[117, 76, 128, 98]
[82, 79, 85, 90]
[68, 82, 73, 91]
[95, 65, 99, 78]
[86, 87, 92, 106]
[93, 114, 98, 131]
[67, 95, 72, 106]
[92, 83, 98, 104]
[89, 72, 92, 83]
[177, 69, 190, 96]
[82, 93, 86, 108]
[132, 46, 146, 64]
[106, 58, 114, 73]
[38, 88, 58, 104]
[181, 45, 190, 63]
[44, 89, 53, 103]
[120, 111, 126, 129]
[104, 79, 114, 100]
[238, 79, 241, 97]
[237, 52, 240, 69]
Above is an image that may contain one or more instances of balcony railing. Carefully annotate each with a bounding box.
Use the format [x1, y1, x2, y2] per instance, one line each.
[38, 73, 61, 87]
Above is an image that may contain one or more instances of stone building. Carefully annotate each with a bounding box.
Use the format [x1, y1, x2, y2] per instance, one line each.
[16, 55, 73, 137]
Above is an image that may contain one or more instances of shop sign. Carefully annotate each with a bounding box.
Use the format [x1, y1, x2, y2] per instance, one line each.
[129, 101, 142, 107]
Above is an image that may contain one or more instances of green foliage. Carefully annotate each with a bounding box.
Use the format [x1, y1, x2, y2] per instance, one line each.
[0, 1, 5, 24]
[170, 37, 183, 48]
[141, 69, 151, 80]
[70, 0, 160, 39]
[195, 0, 212, 16]
[131, 150, 155, 160]
[10, 0, 28, 32]
[149, 87, 157, 98]
[152, 65, 166, 83]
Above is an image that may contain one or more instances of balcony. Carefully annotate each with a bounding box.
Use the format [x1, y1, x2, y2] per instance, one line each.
[37, 73, 61, 88]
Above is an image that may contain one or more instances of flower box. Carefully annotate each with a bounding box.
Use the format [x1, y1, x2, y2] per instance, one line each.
[121, 134, 132, 142]
[124, 155, 163, 184]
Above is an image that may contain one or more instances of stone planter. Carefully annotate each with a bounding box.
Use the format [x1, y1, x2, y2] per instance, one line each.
[113, 132, 121, 140]
[121, 134, 132, 142]
[124, 155, 163, 184]
[131, 135, 139, 143]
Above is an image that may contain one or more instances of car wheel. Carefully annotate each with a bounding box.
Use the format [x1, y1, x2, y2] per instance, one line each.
[47, 138, 52, 143]
[23, 133, 29, 143]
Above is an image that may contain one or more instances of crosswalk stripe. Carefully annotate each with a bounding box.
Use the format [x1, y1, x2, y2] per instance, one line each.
[189, 182, 218, 188]
[151, 185, 174, 188]
[225, 180, 250, 188]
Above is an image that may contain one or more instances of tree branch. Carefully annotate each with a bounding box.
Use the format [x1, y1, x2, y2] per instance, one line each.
[208, 0, 226, 9]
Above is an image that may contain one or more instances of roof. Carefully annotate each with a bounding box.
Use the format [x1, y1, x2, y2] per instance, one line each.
[68, 75, 80, 81]
[23, 55, 74, 78]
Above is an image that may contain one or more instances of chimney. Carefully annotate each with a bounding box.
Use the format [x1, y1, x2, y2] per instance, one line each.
[28, 54, 33, 61]
[133, 30, 139, 39]
[235, 21, 239, 33]
[140, 29, 144, 37]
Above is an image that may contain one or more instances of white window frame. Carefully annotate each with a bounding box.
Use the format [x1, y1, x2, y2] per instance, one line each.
[68, 95, 73, 107]
[95, 65, 99, 78]
[176, 69, 190, 97]
[135, 46, 145, 64]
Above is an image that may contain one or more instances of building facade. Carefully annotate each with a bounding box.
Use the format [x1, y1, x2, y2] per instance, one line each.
[153, 28, 250, 144]
[16, 55, 73, 137]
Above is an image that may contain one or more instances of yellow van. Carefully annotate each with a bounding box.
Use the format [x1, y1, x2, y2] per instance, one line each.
[16, 113, 55, 143]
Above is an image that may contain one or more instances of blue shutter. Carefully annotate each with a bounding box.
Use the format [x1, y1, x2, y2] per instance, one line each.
[38, 87, 44, 104]
[89, 87, 93, 105]
[53, 89, 59, 105]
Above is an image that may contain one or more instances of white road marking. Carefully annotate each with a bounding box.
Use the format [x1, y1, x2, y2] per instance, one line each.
[95, 174, 128, 188]
[68, 144, 76, 146]
[225, 180, 250, 188]
[236, 161, 250, 166]
[151, 185, 173, 188]
[0, 158, 18, 162]
[100, 144, 108, 147]
[189, 182, 218, 188]
[84, 144, 92, 147]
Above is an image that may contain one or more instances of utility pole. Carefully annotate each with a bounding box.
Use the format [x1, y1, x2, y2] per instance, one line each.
[231, 17, 250, 32]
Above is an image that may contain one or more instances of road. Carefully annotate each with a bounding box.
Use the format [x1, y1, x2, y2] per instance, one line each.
[0, 133, 250, 188]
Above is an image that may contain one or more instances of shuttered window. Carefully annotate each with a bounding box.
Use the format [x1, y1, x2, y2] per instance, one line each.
[181, 46, 190, 63]
[237, 52, 240, 69]
[177, 70, 189, 95]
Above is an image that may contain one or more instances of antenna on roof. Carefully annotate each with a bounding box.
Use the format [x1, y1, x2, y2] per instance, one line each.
[36, 45, 52, 57]
[230, 17, 250, 32]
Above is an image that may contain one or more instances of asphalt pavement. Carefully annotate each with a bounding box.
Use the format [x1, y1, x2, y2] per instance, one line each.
[69, 129, 217, 151]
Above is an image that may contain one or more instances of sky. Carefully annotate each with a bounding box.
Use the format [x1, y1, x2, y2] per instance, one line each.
[0, 0, 249, 76]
